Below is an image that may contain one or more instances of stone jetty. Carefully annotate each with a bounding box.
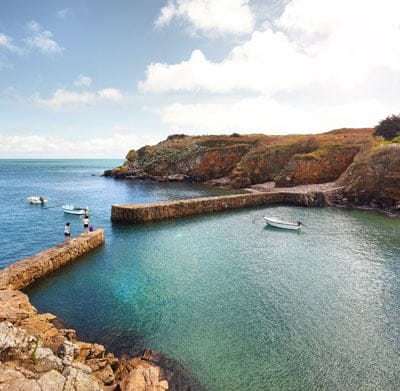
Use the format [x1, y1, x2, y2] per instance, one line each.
[0, 230, 169, 391]
[111, 182, 344, 223]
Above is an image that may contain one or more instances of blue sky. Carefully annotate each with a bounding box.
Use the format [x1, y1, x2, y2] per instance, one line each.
[1, 0, 400, 158]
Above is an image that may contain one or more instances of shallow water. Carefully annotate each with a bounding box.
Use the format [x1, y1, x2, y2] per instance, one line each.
[2, 160, 400, 390]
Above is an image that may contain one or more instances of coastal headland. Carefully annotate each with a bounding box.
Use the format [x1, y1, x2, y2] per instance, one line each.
[106, 128, 400, 217]
[0, 230, 170, 391]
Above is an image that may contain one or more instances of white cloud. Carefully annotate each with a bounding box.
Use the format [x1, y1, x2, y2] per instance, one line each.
[159, 97, 389, 134]
[32, 87, 124, 110]
[143, 0, 400, 95]
[25, 20, 63, 54]
[74, 74, 92, 87]
[98, 88, 123, 101]
[0, 33, 24, 54]
[139, 31, 310, 94]
[155, 0, 255, 35]
[0, 132, 146, 157]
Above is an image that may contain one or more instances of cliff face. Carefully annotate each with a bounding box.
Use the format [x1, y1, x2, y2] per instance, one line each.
[336, 143, 400, 211]
[105, 129, 373, 188]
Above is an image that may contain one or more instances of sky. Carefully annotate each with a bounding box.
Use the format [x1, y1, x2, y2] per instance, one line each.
[1, 0, 400, 158]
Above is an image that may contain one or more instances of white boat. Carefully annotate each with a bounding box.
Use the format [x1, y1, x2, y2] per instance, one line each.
[27, 196, 47, 204]
[62, 204, 89, 215]
[264, 216, 302, 230]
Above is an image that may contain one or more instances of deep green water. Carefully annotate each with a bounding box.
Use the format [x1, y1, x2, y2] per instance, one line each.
[1, 160, 400, 390]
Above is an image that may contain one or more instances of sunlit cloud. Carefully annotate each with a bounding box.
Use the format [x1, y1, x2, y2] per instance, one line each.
[74, 74, 92, 88]
[0, 33, 24, 55]
[0, 132, 150, 157]
[145, 0, 400, 94]
[24, 20, 63, 54]
[32, 87, 124, 110]
[155, 0, 255, 36]
[159, 97, 387, 134]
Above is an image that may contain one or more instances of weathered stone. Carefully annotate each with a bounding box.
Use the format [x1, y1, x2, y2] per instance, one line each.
[0, 367, 41, 391]
[121, 365, 166, 391]
[0, 290, 36, 322]
[37, 369, 65, 389]
[57, 340, 79, 365]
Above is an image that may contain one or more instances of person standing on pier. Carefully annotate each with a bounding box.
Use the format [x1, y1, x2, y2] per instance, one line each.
[83, 215, 90, 235]
[64, 222, 71, 242]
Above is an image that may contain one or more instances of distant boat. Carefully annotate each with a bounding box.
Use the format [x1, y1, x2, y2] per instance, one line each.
[27, 196, 47, 205]
[264, 216, 302, 230]
[62, 204, 89, 215]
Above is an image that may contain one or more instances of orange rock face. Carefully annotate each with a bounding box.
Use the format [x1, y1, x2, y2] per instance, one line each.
[337, 143, 400, 210]
[106, 128, 374, 188]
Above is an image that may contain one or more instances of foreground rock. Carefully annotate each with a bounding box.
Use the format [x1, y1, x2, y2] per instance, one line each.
[0, 233, 170, 391]
[0, 289, 169, 391]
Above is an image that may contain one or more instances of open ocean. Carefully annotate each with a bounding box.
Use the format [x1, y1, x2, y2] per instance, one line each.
[1, 159, 400, 390]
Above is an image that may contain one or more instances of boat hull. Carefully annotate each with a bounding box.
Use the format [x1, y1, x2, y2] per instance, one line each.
[264, 217, 301, 230]
[62, 205, 88, 215]
[27, 196, 47, 204]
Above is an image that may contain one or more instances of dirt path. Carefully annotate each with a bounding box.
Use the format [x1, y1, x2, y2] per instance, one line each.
[247, 181, 344, 194]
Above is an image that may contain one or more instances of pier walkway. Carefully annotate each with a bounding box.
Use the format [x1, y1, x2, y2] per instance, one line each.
[111, 182, 344, 223]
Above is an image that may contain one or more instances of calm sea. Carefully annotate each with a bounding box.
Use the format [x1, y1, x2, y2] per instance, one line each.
[1, 160, 400, 390]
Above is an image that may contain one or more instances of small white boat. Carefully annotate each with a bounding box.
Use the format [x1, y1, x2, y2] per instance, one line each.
[264, 216, 302, 230]
[27, 196, 47, 204]
[62, 204, 89, 215]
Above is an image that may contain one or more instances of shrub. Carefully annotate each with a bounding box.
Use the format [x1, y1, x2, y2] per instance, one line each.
[374, 114, 400, 140]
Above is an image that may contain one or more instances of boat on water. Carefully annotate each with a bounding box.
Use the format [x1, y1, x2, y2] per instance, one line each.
[62, 204, 89, 215]
[27, 196, 47, 204]
[264, 216, 302, 230]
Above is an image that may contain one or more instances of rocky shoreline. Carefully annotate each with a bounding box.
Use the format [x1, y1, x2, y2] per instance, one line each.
[0, 231, 173, 391]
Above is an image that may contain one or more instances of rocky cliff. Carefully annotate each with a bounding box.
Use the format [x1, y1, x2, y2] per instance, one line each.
[336, 142, 400, 211]
[104, 129, 373, 189]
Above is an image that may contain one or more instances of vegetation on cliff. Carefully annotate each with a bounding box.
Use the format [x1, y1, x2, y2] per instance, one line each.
[374, 114, 400, 140]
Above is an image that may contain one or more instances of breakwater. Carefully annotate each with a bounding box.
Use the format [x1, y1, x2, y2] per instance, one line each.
[0, 229, 105, 291]
[111, 184, 344, 223]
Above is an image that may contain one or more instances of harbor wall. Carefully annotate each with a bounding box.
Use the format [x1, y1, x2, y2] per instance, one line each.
[111, 189, 340, 223]
[0, 229, 105, 290]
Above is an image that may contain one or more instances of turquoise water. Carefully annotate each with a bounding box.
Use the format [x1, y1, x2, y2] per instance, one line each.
[2, 160, 400, 390]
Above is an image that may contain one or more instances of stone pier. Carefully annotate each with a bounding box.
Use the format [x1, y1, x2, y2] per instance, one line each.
[111, 183, 345, 223]
[0, 229, 105, 291]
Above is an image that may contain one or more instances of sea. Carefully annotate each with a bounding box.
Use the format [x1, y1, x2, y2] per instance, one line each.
[1, 159, 400, 390]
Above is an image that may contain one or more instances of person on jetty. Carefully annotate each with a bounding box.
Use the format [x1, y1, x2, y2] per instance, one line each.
[64, 222, 71, 242]
[83, 215, 90, 235]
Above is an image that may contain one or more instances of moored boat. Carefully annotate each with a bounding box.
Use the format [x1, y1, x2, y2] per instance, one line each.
[264, 216, 302, 230]
[27, 196, 47, 204]
[62, 204, 89, 215]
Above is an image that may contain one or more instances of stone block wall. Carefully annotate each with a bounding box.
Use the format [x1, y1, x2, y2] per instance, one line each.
[111, 191, 329, 223]
[0, 229, 105, 291]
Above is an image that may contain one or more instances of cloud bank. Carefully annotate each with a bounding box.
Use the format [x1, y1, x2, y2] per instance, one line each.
[155, 0, 255, 35]
[144, 0, 400, 133]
